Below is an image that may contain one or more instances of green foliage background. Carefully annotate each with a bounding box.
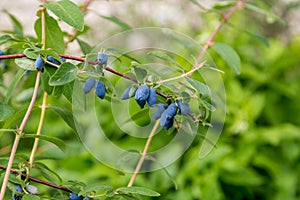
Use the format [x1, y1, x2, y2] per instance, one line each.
[1, 0, 300, 199]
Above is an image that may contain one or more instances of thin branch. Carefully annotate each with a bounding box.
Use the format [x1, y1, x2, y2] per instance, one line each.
[127, 120, 160, 187]
[0, 165, 72, 193]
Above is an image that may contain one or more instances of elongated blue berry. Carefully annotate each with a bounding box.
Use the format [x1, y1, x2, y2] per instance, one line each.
[160, 103, 178, 130]
[97, 52, 108, 65]
[95, 81, 106, 99]
[135, 85, 150, 108]
[46, 56, 66, 65]
[153, 103, 166, 120]
[12, 185, 22, 200]
[35, 56, 44, 71]
[165, 103, 178, 118]
[25, 185, 39, 195]
[178, 100, 190, 115]
[147, 88, 156, 107]
[83, 78, 96, 94]
[69, 193, 83, 200]
[121, 86, 132, 100]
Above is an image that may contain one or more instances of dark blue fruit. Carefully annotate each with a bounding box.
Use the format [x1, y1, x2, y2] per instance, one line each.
[69, 193, 83, 200]
[25, 185, 39, 195]
[135, 85, 150, 108]
[35, 56, 44, 71]
[147, 88, 156, 107]
[121, 86, 132, 100]
[97, 52, 108, 65]
[160, 103, 178, 130]
[95, 81, 106, 99]
[83, 78, 96, 94]
[46, 56, 65, 65]
[153, 103, 166, 120]
[12, 185, 22, 200]
[0, 50, 4, 56]
[83, 198, 90, 200]
[178, 100, 190, 115]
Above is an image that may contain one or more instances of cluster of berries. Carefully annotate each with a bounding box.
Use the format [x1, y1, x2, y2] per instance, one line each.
[69, 192, 90, 200]
[122, 84, 190, 130]
[34, 55, 66, 71]
[12, 185, 39, 200]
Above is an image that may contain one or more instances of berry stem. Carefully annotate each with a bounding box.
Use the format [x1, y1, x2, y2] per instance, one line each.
[189, 0, 250, 76]
[29, 92, 48, 169]
[0, 71, 42, 199]
[127, 120, 160, 187]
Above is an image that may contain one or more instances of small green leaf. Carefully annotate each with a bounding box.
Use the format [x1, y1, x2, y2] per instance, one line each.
[148, 51, 183, 70]
[34, 162, 62, 183]
[50, 106, 77, 132]
[34, 14, 65, 53]
[23, 134, 65, 151]
[0, 103, 14, 121]
[49, 62, 78, 86]
[5, 69, 26, 104]
[22, 194, 40, 200]
[101, 15, 131, 30]
[185, 77, 210, 97]
[212, 42, 241, 74]
[76, 38, 92, 55]
[133, 67, 147, 83]
[78, 184, 113, 196]
[45, 0, 84, 31]
[62, 81, 74, 103]
[24, 48, 39, 59]
[4, 10, 23, 36]
[116, 187, 160, 197]
[15, 58, 36, 70]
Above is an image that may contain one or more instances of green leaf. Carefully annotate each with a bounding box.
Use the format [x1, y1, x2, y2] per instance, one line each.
[76, 38, 92, 55]
[15, 58, 36, 70]
[212, 42, 241, 74]
[148, 51, 183, 70]
[41, 68, 54, 95]
[0, 103, 14, 121]
[45, 0, 84, 31]
[34, 162, 62, 183]
[4, 10, 23, 36]
[50, 106, 77, 132]
[23, 134, 65, 152]
[62, 81, 74, 103]
[101, 15, 131, 31]
[185, 77, 211, 97]
[5, 69, 26, 104]
[49, 62, 78, 86]
[22, 194, 40, 200]
[116, 187, 160, 197]
[133, 67, 147, 83]
[78, 184, 113, 196]
[24, 48, 39, 59]
[34, 14, 65, 54]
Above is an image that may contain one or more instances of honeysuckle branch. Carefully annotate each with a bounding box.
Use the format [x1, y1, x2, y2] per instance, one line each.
[0, 165, 72, 193]
[127, 119, 161, 187]
[0, 71, 42, 199]
[29, 92, 48, 169]
[190, 0, 251, 75]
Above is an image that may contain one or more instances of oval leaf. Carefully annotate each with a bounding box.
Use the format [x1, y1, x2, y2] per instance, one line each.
[78, 184, 113, 196]
[15, 58, 36, 70]
[212, 42, 241, 74]
[0, 103, 14, 121]
[49, 62, 78, 86]
[45, 0, 84, 31]
[23, 134, 66, 152]
[116, 187, 160, 197]
[185, 77, 211, 98]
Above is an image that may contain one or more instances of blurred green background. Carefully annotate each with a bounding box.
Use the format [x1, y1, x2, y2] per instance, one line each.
[1, 0, 300, 199]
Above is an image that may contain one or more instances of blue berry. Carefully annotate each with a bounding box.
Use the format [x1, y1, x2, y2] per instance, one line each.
[95, 81, 106, 99]
[135, 85, 150, 108]
[177, 100, 190, 115]
[69, 193, 83, 200]
[83, 198, 90, 200]
[83, 78, 96, 94]
[35, 56, 44, 71]
[160, 103, 178, 130]
[0, 50, 4, 56]
[12, 185, 22, 200]
[147, 88, 156, 107]
[25, 185, 39, 195]
[153, 103, 166, 120]
[121, 86, 132, 100]
[46, 56, 65, 65]
[97, 52, 108, 65]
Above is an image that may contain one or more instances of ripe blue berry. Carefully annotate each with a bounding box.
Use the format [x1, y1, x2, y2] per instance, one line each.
[95, 81, 106, 99]
[0, 50, 4, 56]
[83, 78, 96, 94]
[160, 103, 178, 130]
[35, 56, 44, 71]
[46, 56, 65, 65]
[97, 52, 108, 65]
[178, 100, 190, 115]
[147, 88, 156, 107]
[12, 185, 22, 200]
[153, 103, 166, 120]
[25, 185, 39, 195]
[135, 85, 150, 108]
[121, 86, 132, 100]
[83, 198, 90, 200]
[69, 193, 83, 200]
